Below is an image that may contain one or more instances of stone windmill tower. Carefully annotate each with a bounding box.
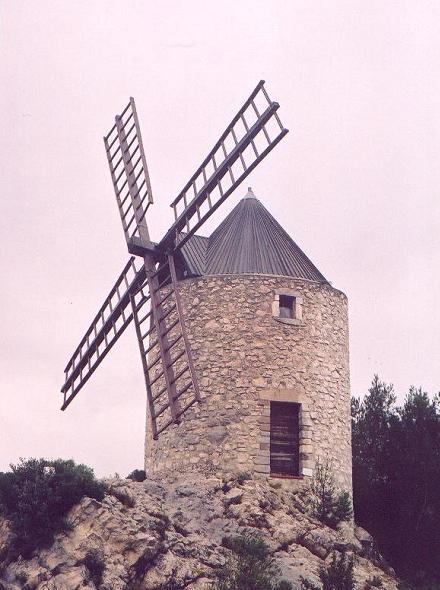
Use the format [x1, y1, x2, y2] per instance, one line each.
[146, 188, 351, 490]
[61, 82, 351, 491]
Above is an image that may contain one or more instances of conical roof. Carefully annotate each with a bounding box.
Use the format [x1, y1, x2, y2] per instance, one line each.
[179, 189, 327, 283]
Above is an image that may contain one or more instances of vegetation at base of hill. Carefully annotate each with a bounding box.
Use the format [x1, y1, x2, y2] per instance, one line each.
[212, 533, 292, 590]
[82, 549, 105, 587]
[126, 469, 147, 482]
[352, 376, 440, 588]
[364, 576, 382, 590]
[236, 471, 252, 484]
[108, 486, 136, 508]
[301, 552, 355, 590]
[309, 459, 353, 528]
[0, 458, 105, 558]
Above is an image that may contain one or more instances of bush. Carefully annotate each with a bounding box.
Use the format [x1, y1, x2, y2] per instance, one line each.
[397, 577, 440, 590]
[0, 458, 105, 557]
[109, 488, 135, 508]
[212, 533, 292, 590]
[309, 460, 353, 528]
[332, 491, 353, 525]
[364, 576, 382, 589]
[127, 469, 146, 482]
[83, 550, 105, 587]
[320, 552, 355, 590]
[153, 568, 183, 590]
[301, 551, 355, 590]
[352, 377, 440, 586]
[236, 472, 252, 484]
[15, 572, 28, 585]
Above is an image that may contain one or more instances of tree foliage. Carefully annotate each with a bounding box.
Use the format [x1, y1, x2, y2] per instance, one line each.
[352, 377, 440, 586]
[319, 552, 355, 590]
[212, 534, 292, 590]
[309, 460, 353, 528]
[301, 552, 355, 590]
[82, 549, 106, 587]
[0, 458, 106, 558]
[126, 469, 146, 482]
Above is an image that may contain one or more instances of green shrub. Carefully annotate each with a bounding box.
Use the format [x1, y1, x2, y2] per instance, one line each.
[309, 460, 353, 528]
[109, 488, 135, 508]
[15, 572, 28, 585]
[0, 458, 105, 558]
[83, 550, 105, 587]
[300, 579, 320, 590]
[320, 552, 355, 590]
[236, 471, 252, 484]
[212, 533, 292, 590]
[153, 568, 183, 590]
[332, 491, 353, 525]
[127, 469, 146, 482]
[364, 576, 382, 589]
[301, 551, 355, 590]
[397, 578, 440, 590]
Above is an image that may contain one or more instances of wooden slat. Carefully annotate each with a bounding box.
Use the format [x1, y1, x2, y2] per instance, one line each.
[160, 81, 288, 252]
[60, 258, 145, 410]
[129, 255, 201, 438]
[104, 97, 153, 250]
[270, 402, 300, 476]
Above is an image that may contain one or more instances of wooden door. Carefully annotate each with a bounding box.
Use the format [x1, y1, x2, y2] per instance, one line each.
[270, 401, 300, 476]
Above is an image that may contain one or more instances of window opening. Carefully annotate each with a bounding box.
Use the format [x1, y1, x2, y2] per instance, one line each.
[279, 295, 296, 319]
[270, 401, 300, 476]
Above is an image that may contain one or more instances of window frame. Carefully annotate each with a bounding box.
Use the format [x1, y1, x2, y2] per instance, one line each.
[272, 289, 303, 325]
[278, 294, 296, 319]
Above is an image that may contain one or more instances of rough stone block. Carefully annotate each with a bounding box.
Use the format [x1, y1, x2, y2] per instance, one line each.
[255, 464, 270, 474]
[258, 416, 270, 425]
[258, 436, 270, 444]
[255, 455, 270, 466]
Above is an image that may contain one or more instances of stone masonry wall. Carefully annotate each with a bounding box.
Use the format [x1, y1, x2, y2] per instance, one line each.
[144, 274, 352, 492]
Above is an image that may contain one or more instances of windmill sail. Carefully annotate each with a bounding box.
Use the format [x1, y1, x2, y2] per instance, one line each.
[131, 255, 200, 439]
[104, 97, 154, 256]
[61, 81, 288, 440]
[61, 258, 145, 410]
[161, 80, 288, 253]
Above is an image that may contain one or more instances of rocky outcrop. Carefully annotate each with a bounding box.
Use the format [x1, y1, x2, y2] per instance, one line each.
[0, 476, 397, 590]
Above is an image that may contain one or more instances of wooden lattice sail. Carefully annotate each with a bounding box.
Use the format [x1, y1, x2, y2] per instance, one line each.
[61, 81, 289, 438]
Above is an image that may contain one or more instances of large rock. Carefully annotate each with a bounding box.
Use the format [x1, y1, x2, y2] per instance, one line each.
[0, 476, 398, 590]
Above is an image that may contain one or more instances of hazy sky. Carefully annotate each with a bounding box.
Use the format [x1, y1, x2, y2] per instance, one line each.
[1, 1, 439, 477]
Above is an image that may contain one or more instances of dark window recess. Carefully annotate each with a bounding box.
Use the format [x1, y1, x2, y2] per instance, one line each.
[270, 401, 300, 476]
[279, 295, 296, 319]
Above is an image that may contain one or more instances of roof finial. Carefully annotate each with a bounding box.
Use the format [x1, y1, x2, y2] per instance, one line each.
[244, 186, 256, 199]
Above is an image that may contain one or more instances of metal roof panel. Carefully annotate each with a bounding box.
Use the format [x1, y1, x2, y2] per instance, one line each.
[178, 195, 327, 283]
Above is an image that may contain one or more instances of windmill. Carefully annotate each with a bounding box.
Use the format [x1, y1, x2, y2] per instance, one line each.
[61, 80, 288, 440]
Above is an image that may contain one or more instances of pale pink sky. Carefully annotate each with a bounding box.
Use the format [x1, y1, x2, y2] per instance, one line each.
[1, 1, 439, 476]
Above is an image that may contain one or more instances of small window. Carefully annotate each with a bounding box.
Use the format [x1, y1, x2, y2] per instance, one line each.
[270, 401, 300, 477]
[272, 290, 303, 325]
[279, 295, 296, 319]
